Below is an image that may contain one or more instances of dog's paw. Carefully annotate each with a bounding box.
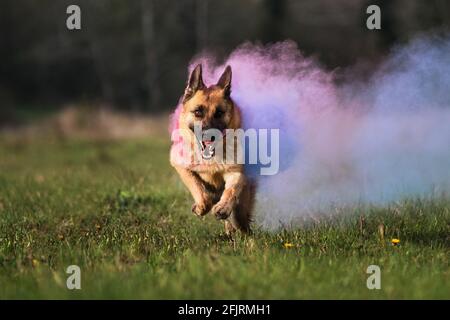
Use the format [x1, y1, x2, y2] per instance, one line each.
[212, 201, 233, 220]
[191, 202, 209, 217]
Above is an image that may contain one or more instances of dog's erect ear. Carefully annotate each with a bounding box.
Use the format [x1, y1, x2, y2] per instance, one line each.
[216, 65, 232, 96]
[184, 64, 205, 101]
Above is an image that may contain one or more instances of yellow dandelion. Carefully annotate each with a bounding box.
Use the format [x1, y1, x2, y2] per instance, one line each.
[391, 238, 400, 246]
[283, 242, 294, 249]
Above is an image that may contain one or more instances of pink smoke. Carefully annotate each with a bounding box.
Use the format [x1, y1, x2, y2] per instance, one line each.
[175, 36, 450, 229]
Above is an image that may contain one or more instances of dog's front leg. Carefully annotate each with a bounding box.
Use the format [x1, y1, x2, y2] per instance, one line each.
[174, 166, 213, 216]
[212, 171, 245, 220]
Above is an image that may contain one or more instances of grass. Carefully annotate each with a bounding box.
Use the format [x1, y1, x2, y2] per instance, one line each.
[0, 136, 448, 299]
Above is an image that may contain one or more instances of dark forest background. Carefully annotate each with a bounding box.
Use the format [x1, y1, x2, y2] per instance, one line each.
[1, 0, 449, 123]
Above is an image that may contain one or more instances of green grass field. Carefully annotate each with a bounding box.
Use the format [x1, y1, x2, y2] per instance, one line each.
[0, 136, 448, 299]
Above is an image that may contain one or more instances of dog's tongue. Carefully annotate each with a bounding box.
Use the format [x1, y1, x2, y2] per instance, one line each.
[202, 135, 215, 147]
[203, 140, 214, 146]
[201, 140, 214, 151]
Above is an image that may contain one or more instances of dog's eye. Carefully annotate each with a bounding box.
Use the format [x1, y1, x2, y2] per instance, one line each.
[193, 109, 203, 117]
[214, 109, 224, 118]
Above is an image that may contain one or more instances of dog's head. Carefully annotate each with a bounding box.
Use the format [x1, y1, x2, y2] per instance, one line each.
[179, 64, 239, 140]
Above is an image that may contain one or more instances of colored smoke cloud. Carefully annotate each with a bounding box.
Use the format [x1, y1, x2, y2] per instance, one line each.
[188, 34, 450, 229]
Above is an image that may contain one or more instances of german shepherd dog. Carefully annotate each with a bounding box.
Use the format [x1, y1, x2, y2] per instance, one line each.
[170, 64, 254, 234]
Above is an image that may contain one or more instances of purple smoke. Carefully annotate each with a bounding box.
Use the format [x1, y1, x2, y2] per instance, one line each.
[186, 34, 450, 229]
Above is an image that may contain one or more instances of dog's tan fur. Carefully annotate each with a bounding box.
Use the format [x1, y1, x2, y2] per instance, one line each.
[170, 64, 255, 234]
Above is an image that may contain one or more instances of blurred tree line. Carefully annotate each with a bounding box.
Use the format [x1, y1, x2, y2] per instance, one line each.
[0, 0, 449, 119]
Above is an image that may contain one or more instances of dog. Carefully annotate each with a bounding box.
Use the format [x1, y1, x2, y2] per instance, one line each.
[170, 64, 255, 234]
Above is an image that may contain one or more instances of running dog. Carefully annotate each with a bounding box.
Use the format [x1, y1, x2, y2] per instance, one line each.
[170, 64, 254, 234]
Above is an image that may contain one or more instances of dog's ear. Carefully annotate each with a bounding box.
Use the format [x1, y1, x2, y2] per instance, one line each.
[184, 64, 205, 101]
[216, 65, 232, 97]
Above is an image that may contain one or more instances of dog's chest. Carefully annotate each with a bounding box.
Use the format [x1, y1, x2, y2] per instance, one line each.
[197, 171, 225, 191]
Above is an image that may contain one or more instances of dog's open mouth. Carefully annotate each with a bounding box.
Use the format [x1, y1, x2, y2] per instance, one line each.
[201, 136, 215, 150]
[193, 129, 227, 159]
[200, 136, 215, 159]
